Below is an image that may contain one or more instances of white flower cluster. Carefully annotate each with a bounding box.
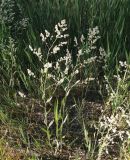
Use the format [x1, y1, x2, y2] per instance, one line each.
[53, 45, 60, 54]
[88, 26, 100, 50]
[98, 107, 130, 155]
[76, 26, 101, 68]
[119, 61, 127, 67]
[84, 56, 97, 64]
[28, 20, 104, 100]
[99, 47, 107, 61]
[40, 30, 50, 42]
[27, 69, 35, 78]
[38, 19, 69, 56]
[29, 45, 42, 61]
[55, 19, 68, 38]
[43, 62, 52, 73]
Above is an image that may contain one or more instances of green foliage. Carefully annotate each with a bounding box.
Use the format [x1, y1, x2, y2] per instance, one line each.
[0, 1, 130, 160]
[18, 0, 130, 56]
[0, 0, 28, 40]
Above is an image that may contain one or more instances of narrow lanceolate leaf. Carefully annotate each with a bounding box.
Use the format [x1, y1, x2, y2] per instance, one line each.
[54, 100, 59, 124]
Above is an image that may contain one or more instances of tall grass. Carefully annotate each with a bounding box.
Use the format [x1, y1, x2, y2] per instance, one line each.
[1, 0, 129, 71]
[18, 0, 130, 49]
[5, 0, 126, 75]
[0, 0, 130, 159]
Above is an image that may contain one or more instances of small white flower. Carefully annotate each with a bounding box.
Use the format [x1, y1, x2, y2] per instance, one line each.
[62, 27, 67, 31]
[105, 148, 109, 154]
[55, 62, 60, 70]
[33, 49, 42, 61]
[61, 41, 67, 45]
[112, 127, 117, 133]
[18, 91, 26, 98]
[126, 131, 130, 139]
[61, 19, 66, 25]
[64, 34, 69, 38]
[64, 67, 69, 75]
[74, 70, 79, 74]
[40, 33, 46, 42]
[41, 68, 44, 74]
[119, 61, 127, 67]
[44, 62, 52, 69]
[80, 34, 85, 42]
[27, 69, 35, 78]
[45, 30, 50, 37]
[16, 103, 20, 106]
[78, 49, 83, 57]
[53, 46, 60, 54]
[44, 67, 48, 73]
[74, 37, 78, 46]
[29, 45, 33, 51]
[119, 61, 124, 66]
[55, 25, 61, 37]
[126, 119, 130, 127]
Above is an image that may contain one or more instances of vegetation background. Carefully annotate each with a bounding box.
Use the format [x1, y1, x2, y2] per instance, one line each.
[0, 0, 130, 159]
